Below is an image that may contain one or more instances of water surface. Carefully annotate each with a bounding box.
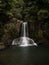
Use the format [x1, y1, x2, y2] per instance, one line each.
[0, 46, 49, 65]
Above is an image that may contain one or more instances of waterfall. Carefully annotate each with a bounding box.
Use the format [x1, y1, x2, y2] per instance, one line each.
[21, 22, 28, 37]
[12, 22, 37, 47]
[23, 22, 26, 37]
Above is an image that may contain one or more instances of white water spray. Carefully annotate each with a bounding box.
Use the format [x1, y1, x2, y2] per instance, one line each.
[12, 22, 37, 47]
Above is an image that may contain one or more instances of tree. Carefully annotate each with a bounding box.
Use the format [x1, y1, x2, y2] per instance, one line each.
[0, 0, 49, 46]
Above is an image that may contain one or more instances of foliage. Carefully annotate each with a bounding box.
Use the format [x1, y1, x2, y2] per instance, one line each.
[3, 21, 20, 40]
[37, 9, 49, 20]
[0, 0, 49, 45]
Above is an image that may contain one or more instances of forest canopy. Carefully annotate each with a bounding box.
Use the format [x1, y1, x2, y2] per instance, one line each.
[0, 0, 49, 46]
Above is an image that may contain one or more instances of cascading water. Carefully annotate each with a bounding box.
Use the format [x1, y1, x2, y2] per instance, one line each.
[12, 22, 37, 47]
[21, 22, 28, 37]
